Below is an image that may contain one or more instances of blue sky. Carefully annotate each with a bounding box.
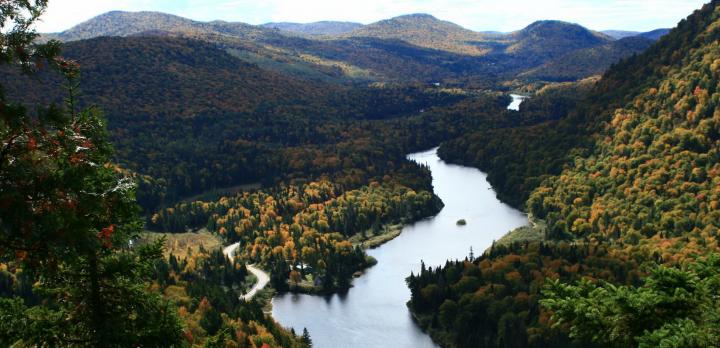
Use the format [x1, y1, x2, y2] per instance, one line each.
[37, 0, 709, 33]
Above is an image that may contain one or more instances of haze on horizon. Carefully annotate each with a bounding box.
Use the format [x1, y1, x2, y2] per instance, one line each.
[38, 0, 708, 34]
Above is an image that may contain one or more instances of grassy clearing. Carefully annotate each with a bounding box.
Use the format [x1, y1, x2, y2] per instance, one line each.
[490, 216, 546, 252]
[253, 287, 277, 314]
[288, 277, 317, 294]
[139, 229, 222, 259]
[239, 274, 258, 294]
[349, 224, 404, 250]
[298, 53, 375, 79]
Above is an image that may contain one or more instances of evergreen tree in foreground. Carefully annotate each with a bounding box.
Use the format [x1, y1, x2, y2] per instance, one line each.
[542, 255, 720, 347]
[0, 1, 182, 346]
[302, 328, 313, 347]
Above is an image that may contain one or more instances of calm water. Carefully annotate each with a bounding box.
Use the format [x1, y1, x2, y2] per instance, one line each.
[508, 94, 528, 111]
[272, 148, 529, 347]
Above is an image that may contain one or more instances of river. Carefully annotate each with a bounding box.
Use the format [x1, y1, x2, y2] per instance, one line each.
[508, 94, 528, 111]
[272, 146, 529, 347]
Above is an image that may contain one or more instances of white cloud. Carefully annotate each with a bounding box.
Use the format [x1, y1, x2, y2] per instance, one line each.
[34, 0, 709, 33]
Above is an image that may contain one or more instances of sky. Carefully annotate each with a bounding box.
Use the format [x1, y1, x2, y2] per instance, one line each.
[35, 0, 709, 33]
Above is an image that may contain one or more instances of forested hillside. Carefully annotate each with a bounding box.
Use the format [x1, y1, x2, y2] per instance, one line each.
[439, 78, 598, 208]
[1, 35, 470, 210]
[522, 36, 654, 81]
[506, 20, 611, 63]
[150, 180, 442, 292]
[530, 0, 720, 252]
[409, 1, 720, 347]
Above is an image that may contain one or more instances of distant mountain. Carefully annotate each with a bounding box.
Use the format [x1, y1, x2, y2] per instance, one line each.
[40, 11, 484, 82]
[43, 10, 280, 42]
[40, 11, 377, 83]
[601, 28, 670, 40]
[47, 11, 204, 41]
[638, 28, 670, 40]
[479, 31, 506, 35]
[507, 20, 612, 62]
[38, 11, 652, 84]
[342, 13, 494, 56]
[601, 30, 640, 39]
[522, 36, 654, 81]
[262, 21, 363, 35]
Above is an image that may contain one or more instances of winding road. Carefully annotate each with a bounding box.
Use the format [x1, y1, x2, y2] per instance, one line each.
[222, 242, 270, 301]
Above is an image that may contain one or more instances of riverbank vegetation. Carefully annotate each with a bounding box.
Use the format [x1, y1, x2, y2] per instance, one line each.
[438, 77, 599, 208]
[149, 241, 309, 347]
[149, 179, 442, 292]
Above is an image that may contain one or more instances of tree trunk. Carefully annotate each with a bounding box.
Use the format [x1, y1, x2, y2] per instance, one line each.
[88, 253, 107, 347]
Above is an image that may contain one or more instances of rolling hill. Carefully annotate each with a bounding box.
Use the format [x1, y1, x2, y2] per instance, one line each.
[341, 13, 495, 56]
[42, 10, 280, 42]
[506, 20, 611, 62]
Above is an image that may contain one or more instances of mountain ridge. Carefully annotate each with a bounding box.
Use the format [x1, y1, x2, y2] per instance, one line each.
[36, 11, 664, 86]
[261, 21, 363, 35]
[602, 28, 671, 40]
[45, 10, 671, 45]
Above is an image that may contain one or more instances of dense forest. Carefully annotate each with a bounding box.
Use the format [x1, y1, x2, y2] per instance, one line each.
[150, 179, 441, 291]
[438, 78, 598, 208]
[408, 2, 720, 347]
[521, 36, 655, 81]
[150, 239, 312, 347]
